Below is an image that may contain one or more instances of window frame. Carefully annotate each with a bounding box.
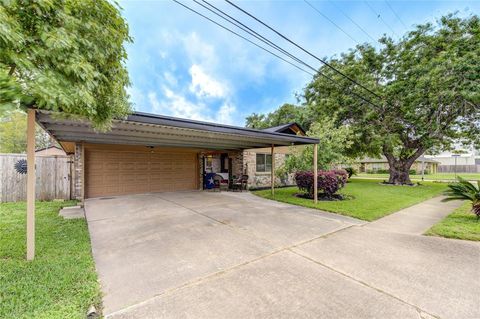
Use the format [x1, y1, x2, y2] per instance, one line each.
[256, 153, 272, 173]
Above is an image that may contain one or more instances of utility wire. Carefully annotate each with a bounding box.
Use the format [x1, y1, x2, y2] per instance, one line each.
[198, 0, 383, 109]
[364, 1, 399, 38]
[197, 0, 314, 74]
[303, 0, 358, 44]
[173, 0, 383, 109]
[171, 0, 315, 76]
[328, 0, 378, 44]
[224, 0, 383, 100]
[384, 0, 407, 29]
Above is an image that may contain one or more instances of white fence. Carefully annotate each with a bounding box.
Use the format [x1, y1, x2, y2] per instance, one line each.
[437, 164, 480, 173]
[0, 154, 72, 202]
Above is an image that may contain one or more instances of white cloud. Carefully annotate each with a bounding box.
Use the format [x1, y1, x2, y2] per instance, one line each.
[217, 102, 236, 125]
[189, 64, 227, 99]
[163, 71, 178, 87]
[147, 86, 236, 125]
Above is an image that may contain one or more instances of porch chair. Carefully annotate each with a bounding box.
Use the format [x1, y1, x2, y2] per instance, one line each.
[231, 175, 249, 192]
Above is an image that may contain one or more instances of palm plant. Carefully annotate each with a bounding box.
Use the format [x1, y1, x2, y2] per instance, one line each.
[443, 177, 480, 219]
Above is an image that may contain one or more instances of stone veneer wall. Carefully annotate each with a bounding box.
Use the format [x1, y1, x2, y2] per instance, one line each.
[229, 151, 244, 177]
[243, 150, 295, 189]
[73, 142, 83, 201]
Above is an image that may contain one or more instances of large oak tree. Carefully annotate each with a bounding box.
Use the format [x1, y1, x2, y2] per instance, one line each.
[304, 14, 479, 184]
[0, 0, 132, 127]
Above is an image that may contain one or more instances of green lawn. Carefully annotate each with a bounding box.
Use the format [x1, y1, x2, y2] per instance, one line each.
[355, 172, 480, 181]
[253, 179, 447, 221]
[425, 202, 480, 241]
[0, 201, 101, 319]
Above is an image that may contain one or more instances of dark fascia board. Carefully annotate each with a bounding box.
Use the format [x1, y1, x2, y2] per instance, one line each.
[129, 112, 318, 145]
[261, 122, 306, 135]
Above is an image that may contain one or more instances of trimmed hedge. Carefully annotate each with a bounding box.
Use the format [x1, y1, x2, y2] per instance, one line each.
[294, 169, 348, 198]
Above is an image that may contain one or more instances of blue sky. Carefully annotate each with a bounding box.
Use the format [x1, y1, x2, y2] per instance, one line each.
[119, 0, 478, 126]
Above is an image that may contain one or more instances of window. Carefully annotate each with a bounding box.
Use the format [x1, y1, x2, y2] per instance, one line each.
[256, 154, 272, 172]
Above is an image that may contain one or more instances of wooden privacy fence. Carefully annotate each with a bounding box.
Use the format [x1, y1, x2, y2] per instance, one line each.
[0, 153, 72, 202]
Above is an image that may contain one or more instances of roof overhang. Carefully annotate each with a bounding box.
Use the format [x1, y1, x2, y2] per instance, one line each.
[36, 110, 319, 151]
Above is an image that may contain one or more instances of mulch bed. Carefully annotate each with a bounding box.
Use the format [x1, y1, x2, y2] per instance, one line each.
[295, 193, 352, 201]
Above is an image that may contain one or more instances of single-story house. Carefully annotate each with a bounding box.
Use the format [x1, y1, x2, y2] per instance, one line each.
[34, 110, 318, 200]
[354, 156, 439, 174]
[35, 145, 67, 156]
[22, 109, 318, 259]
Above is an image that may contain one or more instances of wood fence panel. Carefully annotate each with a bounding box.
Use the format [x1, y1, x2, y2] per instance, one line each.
[0, 154, 72, 202]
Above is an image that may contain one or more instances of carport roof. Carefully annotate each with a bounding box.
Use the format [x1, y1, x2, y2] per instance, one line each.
[36, 110, 319, 150]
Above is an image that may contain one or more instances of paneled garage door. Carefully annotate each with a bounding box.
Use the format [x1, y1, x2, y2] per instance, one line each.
[85, 148, 198, 198]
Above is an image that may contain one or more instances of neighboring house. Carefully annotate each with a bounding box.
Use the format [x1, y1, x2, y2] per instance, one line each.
[355, 156, 439, 174]
[199, 123, 306, 189]
[35, 145, 67, 156]
[35, 110, 318, 199]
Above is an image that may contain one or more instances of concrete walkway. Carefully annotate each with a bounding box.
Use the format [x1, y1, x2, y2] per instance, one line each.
[364, 196, 464, 234]
[85, 192, 479, 319]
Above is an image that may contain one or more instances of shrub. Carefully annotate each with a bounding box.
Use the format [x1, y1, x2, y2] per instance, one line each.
[344, 167, 357, 178]
[294, 169, 348, 198]
[443, 177, 480, 219]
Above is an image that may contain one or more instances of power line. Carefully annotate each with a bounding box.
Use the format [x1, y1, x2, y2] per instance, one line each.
[171, 0, 315, 76]
[384, 0, 407, 29]
[196, 0, 384, 108]
[303, 0, 358, 44]
[328, 0, 378, 44]
[173, 0, 384, 109]
[224, 0, 383, 100]
[196, 0, 315, 75]
[364, 1, 399, 38]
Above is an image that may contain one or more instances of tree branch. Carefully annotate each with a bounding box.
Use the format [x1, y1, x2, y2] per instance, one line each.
[8, 64, 16, 76]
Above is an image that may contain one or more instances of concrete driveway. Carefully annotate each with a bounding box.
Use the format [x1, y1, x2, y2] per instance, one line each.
[85, 191, 480, 319]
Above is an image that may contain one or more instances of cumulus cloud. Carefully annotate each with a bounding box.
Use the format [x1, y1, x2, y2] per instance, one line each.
[189, 64, 228, 99]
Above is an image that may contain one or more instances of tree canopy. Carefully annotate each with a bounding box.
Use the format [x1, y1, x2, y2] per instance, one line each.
[245, 103, 312, 131]
[0, 110, 54, 153]
[0, 0, 132, 128]
[249, 14, 480, 185]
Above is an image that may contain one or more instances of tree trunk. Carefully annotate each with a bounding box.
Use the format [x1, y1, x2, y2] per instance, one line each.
[383, 146, 425, 185]
[387, 159, 413, 185]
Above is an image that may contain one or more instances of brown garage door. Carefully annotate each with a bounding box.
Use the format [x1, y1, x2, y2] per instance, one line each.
[85, 147, 198, 198]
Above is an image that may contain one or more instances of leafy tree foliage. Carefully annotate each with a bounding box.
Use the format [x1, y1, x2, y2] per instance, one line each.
[245, 103, 312, 130]
[306, 14, 479, 184]
[0, 0, 132, 128]
[280, 117, 353, 173]
[0, 111, 55, 153]
[249, 14, 479, 185]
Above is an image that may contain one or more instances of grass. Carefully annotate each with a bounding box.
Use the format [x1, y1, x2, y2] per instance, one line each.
[355, 172, 480, 181]
[425, 202, 480, 241]
[0, 201, 101, 319]
[253, 179, 447, 221]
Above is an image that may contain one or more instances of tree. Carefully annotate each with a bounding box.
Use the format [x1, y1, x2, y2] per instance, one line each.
[0, 110, 55, 153]
[245, 103, 312, 130]
[0, 0, 132, 128]
[281, 117, 353, 173]
[304, 14, 479, 184]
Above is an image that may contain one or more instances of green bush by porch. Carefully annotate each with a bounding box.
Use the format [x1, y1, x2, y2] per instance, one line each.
[253, 179, 447, 221]
[0, 201, 101, 318]
[425, 203, 480, 241]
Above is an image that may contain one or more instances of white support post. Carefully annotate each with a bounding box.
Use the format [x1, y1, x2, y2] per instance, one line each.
[314, 144, 318, 204]
[271, 144, 275, 196]
[26, 109, 36, 260]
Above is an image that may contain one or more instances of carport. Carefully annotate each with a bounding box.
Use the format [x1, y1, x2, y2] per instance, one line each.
[25, 108, 319, 260]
